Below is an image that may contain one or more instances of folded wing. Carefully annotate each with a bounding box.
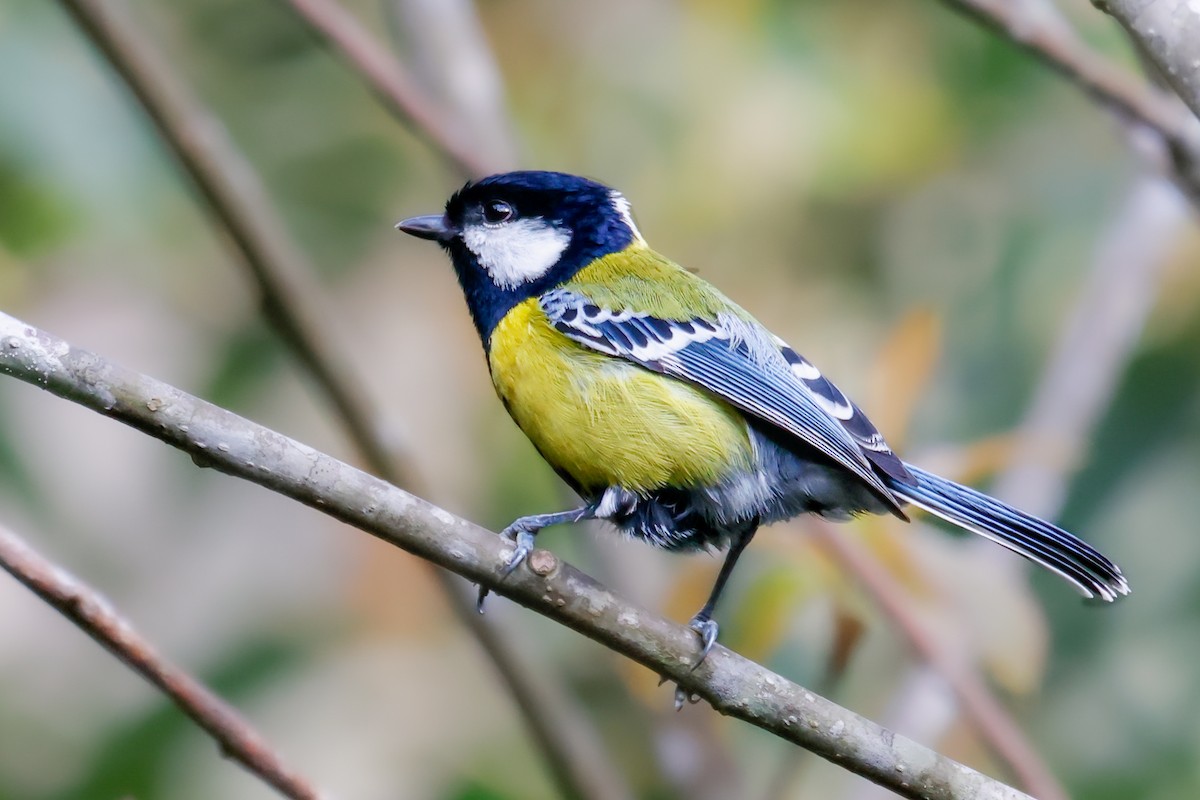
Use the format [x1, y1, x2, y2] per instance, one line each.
[541, 287, 909, 516]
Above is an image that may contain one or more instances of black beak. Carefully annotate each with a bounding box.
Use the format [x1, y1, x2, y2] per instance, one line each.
[396, 214, 455, 242]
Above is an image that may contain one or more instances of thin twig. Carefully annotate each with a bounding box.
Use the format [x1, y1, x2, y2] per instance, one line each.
[385, 0, 518, 171]
[994, 175, 1188, 512]
[282, 0, 492, 178]
[811, 523, 1068, 800]
[56, 3, 626, 798]
[935, 0, 1200, 203]
[867, 5, 1196, 793]
[840, 178, 1187, 800]
[0, 311, 1034, 800]
[53, 3, 1149, 796]
[0, 524, 323, 800]
[58, 0, 414, 490]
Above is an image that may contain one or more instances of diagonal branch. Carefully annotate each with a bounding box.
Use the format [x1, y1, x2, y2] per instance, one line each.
[1094, 0, 1200, 123]
[935, 0, 1200, 203]
[384, 0, 519, 171]
[58, 0, 411, 489]
[55, 3, 625, 798]
[0, 311, 1036, 800]
[812, 523, 1068, 800]
[994, 175, 1187, 516]
[0, 523, 323, 800]
[50, 3, 1122, 796]
[283, 0, 493, 178]
[833, 172, 1186, 800]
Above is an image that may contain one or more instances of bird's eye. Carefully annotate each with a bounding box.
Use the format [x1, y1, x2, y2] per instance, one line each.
[482, 200, 515, 225]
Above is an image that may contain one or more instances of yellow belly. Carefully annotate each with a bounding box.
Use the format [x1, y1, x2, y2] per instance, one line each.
[488, 299, 754, 495]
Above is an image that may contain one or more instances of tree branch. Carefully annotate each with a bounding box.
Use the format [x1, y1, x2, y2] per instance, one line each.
[58, 0, 412, 489]
[0, 311, 1035, 800]
[846, 175, 1186, 800]
[935, 0, 1200, 203]
[55, 3, 626, 798]
[0, 523, 323, 800]
[385, 0, 519, 171]
[1095, 0, 1200, 122]
[282, 0, 493, 178]
[994, 175, 1188, 515]
[812, 523, 1068, 800]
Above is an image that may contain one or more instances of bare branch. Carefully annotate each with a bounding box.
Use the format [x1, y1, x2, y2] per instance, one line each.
[0, 524, 323, 800]
[283, 0, 493, 178]
[0, 312, 1036, 800]
[1095, 0, 1200, 122]
[386, 0, 518, 170]
[849, 176, 1187, 799]
[55, 3, 626, 798]
[859, 178, 1185, 800]
[995, 175, 1188, 514]
[812, 523, 1068, 800]
[936, 0, 1200, 203]
[58, 0, 414, 489]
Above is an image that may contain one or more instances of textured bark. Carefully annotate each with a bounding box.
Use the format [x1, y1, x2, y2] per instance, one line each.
[1100, 0, 1200, 121]
[0, 312, 1034, 800]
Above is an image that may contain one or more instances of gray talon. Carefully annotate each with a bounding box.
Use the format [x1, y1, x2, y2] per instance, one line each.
[478, 529, 538, 614]
[688, 617, 720, 669]
[673, 686, 700, 710]
[501, 530, 536, 576]
[476, 586, 490, 614]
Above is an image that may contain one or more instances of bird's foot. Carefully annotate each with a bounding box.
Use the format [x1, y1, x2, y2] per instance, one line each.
[476, 527, 537, 614]
[657, 673, 702, 710]
[688, 615, 720, 670]
[501, 528, 537, 575]
[674, 685, 701, 711]
[657, 615, 718, 710]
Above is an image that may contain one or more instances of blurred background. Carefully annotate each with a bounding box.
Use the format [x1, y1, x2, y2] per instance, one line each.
[1, 0, 1198, 798]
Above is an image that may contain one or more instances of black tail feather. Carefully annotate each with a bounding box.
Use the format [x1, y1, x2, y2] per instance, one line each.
[888, 464, 1129, 602]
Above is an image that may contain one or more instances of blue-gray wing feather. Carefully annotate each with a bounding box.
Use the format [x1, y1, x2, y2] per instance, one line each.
[540, 289, 910, 513]
[773, 343, 912, 483]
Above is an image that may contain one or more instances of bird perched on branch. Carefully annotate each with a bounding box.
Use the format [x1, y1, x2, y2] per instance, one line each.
[398, 170, 1129, 665]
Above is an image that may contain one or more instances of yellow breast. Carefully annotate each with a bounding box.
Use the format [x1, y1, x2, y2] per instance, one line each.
[487, 299, 754, 495]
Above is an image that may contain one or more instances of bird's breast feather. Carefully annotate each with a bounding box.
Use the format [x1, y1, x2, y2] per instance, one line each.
[487, 298, 755, 493]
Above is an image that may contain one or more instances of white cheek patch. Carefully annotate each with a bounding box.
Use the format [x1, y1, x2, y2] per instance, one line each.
[462, 218, 572, 289]
[610, 191, 646, 244]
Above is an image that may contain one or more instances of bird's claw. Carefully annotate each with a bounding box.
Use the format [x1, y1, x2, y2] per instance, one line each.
[501, 530, 536, 576]
[661, 616, 718, 709]
[688, 616, 720, 670]
[674, 686, 700, 710]
[476, 529, 537, 614]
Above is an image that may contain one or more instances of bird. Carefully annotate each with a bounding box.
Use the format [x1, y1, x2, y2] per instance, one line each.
[397, 170, 1129, 665]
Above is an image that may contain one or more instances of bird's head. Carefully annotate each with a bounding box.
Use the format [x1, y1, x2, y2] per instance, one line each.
[398, 170, 644, 339]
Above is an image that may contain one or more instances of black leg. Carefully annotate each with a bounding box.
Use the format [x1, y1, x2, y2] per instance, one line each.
[477, 505, 595, 613]
[687, 520, 758, 667]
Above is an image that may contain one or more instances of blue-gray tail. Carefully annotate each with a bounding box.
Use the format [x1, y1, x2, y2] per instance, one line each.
[887, 464, 1129, 602]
